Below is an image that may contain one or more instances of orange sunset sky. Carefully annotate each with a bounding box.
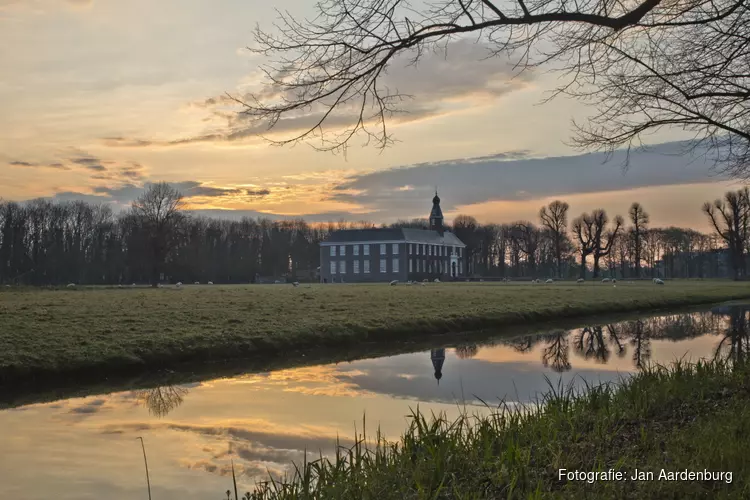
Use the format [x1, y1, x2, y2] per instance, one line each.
[0, 0, 742, 232]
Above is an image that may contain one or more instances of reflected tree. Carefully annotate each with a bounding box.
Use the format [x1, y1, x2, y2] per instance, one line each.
[626, 320, 652, 369]
[540, 331, 571, 373]
[714, 307, 750, 364]
[574, 326, 611, 363]
[454, 344, 479, 360]
[507, 335, 536, 353]
[606, 325, 627, 359]
[137, 385, 189, 418]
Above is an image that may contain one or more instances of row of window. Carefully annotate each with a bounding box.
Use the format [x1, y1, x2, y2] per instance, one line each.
[330, 258, 461, 275]
[331, 259, 399, 274]
[329, 243, 461, 257]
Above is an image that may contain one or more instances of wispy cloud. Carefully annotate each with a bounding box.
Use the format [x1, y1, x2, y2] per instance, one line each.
[9, 160, 71, 170]
[101, 39, 535, 149]
[8, 149, 146, 182]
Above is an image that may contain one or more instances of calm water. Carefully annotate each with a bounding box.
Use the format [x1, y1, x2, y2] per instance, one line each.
[1, 304, 749, 499]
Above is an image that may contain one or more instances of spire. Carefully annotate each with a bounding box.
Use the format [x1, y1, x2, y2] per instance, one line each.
[429, 190, 444, 235]
[431, 348, 445, 385]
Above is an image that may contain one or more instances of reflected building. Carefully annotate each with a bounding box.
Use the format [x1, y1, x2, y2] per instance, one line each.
[431, 348, 445, 384]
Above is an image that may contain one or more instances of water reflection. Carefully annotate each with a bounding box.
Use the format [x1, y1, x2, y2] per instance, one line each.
[713, 306, 750, 363]
[3, 304, 750, 500]
[136, 386, 189, 418]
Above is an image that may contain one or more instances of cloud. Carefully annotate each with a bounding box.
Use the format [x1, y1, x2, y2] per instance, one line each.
[8, 150, 146, 182]
[8, 160, 71, 170]
[68, 398, 107, 414]
[44, 180, 273, 207]
[324, 140, 730, 220]
[102, 39, 534, 148]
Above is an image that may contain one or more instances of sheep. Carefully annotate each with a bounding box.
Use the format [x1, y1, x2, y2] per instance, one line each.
[602, 278, 611, 283]
[118, 284, 123, 288]
[423, 279, 429, 283]
[292, 282, 299, 287]
[207, 281, 214, 285]
[420, 282, 426, 286]
[654, 278, 665, 285]
[176, 282, 182, 288]
[131, 283, 136, 287]
[434, 278, 440, 283]
[194, 281, 200, 285]
[576, 278, 584, 283]
[389, 280, 398, 286]
[66, 283, 76, 288]
[545, 279, 553, 284]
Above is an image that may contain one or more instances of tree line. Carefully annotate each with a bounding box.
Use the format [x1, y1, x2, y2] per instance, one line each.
[0, 183, 747, 285]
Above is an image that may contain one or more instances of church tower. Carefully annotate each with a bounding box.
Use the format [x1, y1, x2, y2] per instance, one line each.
[429, 190, 444, 235]
[431, 348, 445, 385]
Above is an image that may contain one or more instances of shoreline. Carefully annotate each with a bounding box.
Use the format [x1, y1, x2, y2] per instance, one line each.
[1, 290, 748, 409]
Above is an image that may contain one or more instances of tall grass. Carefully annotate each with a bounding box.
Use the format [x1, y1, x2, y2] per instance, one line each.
[230, 360, 750, 499]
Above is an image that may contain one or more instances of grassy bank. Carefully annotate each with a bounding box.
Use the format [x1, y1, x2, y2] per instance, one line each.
[239, 360, 750, 499]
[1, 280, 749, 384]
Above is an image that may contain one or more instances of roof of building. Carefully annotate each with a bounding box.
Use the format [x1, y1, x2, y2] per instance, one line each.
[322, 227, 465, 246]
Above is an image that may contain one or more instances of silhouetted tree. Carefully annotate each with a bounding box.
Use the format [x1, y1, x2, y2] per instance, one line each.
[628, 202, 649, 278]
[131, 183, 186, 286]
[539, 200, 570, 278]
[703, 187, 749, 280]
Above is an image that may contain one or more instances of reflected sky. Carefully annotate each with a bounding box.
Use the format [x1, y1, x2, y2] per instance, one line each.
[1, 305, 747, 499]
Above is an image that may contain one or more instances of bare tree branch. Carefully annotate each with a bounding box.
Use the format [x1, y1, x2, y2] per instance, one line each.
[237, 0, 749, 175]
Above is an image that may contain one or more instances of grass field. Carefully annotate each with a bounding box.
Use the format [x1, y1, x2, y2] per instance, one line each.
[1, 280, 749, 384]
[238, 360, 750, 499]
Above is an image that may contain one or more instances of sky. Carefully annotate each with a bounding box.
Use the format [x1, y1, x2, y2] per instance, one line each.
[0, 0, 742, 233]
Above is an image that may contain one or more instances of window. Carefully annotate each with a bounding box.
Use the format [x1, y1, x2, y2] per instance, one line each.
[353, 245, 359, 256]
[409, 259, 413, 273]
[416, 244, 420, 255]
[364, 244, 370, 256]
[339, 245, 346, 256]
[330, 246, 336, 257]
[380, 259, 386, 273]
[330, 261, 337, 274]
[364, 260, 370, 273]
[422, 244, 426, 255]
[339, 261, 346, 274]
[392, 243, 399, 255]
[380, 243, 386, 255]
[409, 244, 413, 255]
[393, 258, 399, 273]
[430, 245, 433, 256]
[353, 261, 360, 274]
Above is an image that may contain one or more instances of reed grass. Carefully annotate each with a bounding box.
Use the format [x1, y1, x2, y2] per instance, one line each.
[233, 360, 750, 499]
